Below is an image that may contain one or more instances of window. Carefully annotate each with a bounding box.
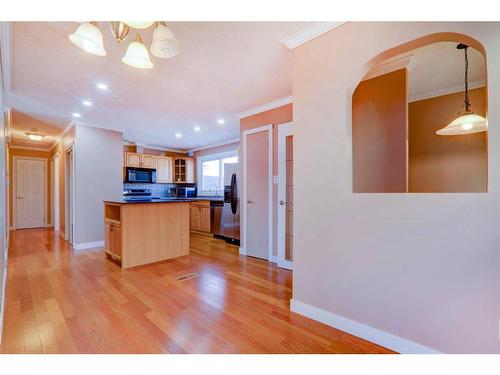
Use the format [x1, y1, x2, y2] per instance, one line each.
[197, 151, 238, 195]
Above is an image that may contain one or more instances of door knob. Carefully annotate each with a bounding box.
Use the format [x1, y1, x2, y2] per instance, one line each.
[247, 200, 255, 204]
[17, 196, 24, 200]
[279, 200, 286, 206]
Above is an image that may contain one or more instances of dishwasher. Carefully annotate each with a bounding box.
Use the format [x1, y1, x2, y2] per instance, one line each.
[210, 200, 224, 237]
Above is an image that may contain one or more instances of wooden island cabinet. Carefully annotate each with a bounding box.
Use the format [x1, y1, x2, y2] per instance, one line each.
[104, 200, 190, 269]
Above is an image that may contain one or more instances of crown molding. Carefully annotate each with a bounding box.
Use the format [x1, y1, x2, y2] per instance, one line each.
[50, 121, 75, 152]
[409, 80, 486, 103]
[281, 22, 346, 50]
[237, 95, 293, 120]
[9, 144, 52, 152]
[187, 137, 240, 154]
[363, 52, 414, 81]
[140, 144, 188, 154]
[0, 22, 13, 93]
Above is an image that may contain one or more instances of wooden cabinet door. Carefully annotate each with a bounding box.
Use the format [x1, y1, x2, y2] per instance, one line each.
[156, 156, 172, 183]
[126, 152, 141, 167]
[186, 157, 195, 183]
[200, 207, 211, 232]
[190, 206, 200, 230]
[112, 224, 121, 257]
[105, 222, 113, 252]
[174, 157, 187, 183]
[141, 154, 156, 169]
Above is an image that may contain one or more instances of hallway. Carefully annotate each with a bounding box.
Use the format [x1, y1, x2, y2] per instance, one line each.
[0, 229, 393, 354]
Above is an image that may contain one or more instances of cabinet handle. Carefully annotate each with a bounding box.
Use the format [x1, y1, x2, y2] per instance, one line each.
[279, 200, 286, 206]
[247, 200, 255, 204]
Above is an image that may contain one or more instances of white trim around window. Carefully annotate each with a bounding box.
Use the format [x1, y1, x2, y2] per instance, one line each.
[196, 149, 239, 196]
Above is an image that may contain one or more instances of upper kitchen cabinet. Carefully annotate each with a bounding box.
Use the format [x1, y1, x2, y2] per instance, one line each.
[156, 156, 173, 183]
[173, 157, 195, 183]
[124, 152, 156, 169]
[125, 152, 142, 167]
[141, 154, 156, 169]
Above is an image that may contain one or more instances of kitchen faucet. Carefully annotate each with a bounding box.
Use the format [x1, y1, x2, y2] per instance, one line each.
[208, 184, 219, 197]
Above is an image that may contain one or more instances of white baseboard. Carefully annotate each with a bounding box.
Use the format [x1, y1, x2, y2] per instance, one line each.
[73, 241, 105, 250]
[270, 255, 278, 264]
[290, 299, 441, 354]
[239, 247, 247, 255]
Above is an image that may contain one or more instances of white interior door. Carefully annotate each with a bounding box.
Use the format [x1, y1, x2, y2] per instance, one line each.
[277, 123, 293, 270]
[244, 127, 272, 260]
[15, 158, 45, 229]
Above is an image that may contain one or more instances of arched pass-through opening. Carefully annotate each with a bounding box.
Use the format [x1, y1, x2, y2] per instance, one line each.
[351, 32, 488, 193]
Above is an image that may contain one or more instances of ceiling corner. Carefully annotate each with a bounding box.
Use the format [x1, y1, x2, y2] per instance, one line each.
[280, 22, 346, 50]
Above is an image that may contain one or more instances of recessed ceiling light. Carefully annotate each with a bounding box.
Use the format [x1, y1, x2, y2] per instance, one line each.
[217, 119, 225, 125]
[194, 126, 201, 132]
[72, 113, 81, 118]
[96, 83, 108, 90]
[175, 133, 182, 138]
[82, 100, 93, 106]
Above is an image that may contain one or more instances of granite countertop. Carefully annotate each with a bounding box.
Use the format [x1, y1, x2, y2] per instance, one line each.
[104, 196, 224, 204]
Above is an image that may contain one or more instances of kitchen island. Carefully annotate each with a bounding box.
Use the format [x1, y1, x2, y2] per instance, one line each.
[104, 199, 208, 269]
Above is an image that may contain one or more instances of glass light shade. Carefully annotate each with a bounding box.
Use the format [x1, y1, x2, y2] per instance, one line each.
[26, 133, 44, 141]
[150, 24, 179, 58]
[68, 22, 107, 56]
[124, 22, 155, 29]
[436, 113, 488, 135]
[121, 34, 154, 69]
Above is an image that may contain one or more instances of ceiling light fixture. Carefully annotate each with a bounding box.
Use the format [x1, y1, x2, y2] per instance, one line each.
[125, 22, 155, 30]
[82, 100, 93, 106]
[150, 22, 179, 58]
[69, 21, 179, 70]
[26, 133, 44, 141]
[436, 44, 487, 136]
[194, 126, 201, 132]
[175, 133, 182, 138]
[110, 21, 129, 43]
[217, 119, 225, 125]
[96, 83, 108, 90]
[122, 32, 154, 69]
[68, 22, 107, 56]
[72, 113, 81, 118]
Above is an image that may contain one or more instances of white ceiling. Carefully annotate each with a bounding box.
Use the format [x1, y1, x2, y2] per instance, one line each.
[7, 21, 311, 150]
[370, 41, 486, 102]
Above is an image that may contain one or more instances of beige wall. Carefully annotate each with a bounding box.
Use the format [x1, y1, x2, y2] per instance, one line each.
[409, 87, 487, 192]
[293, 22, 500, 353]
[0, 50, 7, 337]
[192, 142, 240, 159]
[74, 126, 123, 244]
[353, 69, 408, 192]
[8, 148, 52, 226]
[240, 103, 292, 257]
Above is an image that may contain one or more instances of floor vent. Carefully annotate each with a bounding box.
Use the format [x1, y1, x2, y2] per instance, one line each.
[177, 272, 199, 281]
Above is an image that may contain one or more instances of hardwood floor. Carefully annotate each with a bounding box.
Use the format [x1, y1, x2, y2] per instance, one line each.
[0, 228, 394, 354]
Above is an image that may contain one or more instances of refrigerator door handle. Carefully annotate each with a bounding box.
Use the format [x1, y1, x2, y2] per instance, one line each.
[230, 173, 238, 215]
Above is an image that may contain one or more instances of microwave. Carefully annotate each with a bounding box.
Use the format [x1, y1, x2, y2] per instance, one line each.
[125, 167, 157, 183]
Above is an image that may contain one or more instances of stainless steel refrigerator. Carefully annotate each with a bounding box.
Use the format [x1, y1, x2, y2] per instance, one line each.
[222, 162, 240, 245]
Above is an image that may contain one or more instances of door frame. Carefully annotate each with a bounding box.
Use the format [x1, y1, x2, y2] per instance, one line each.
[241, 124, 273, 261]
[51, 153, 60, 232]
[12, 156, 48, 230]
[277, 122, 293, 270]
[64, 144, 76, 244]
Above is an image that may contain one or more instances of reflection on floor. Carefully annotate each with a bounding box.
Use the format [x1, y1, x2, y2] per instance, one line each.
[0, 229, 394, 354]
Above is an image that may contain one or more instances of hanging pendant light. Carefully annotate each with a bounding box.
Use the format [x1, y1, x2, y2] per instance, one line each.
[436, 44, 487, 136]
[68, 22, 107, 56]
[124, 22, 155, 30]
[150, 22, 179, 58]
[110, 21, 130, 43]
[121, 32, 154, 69]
